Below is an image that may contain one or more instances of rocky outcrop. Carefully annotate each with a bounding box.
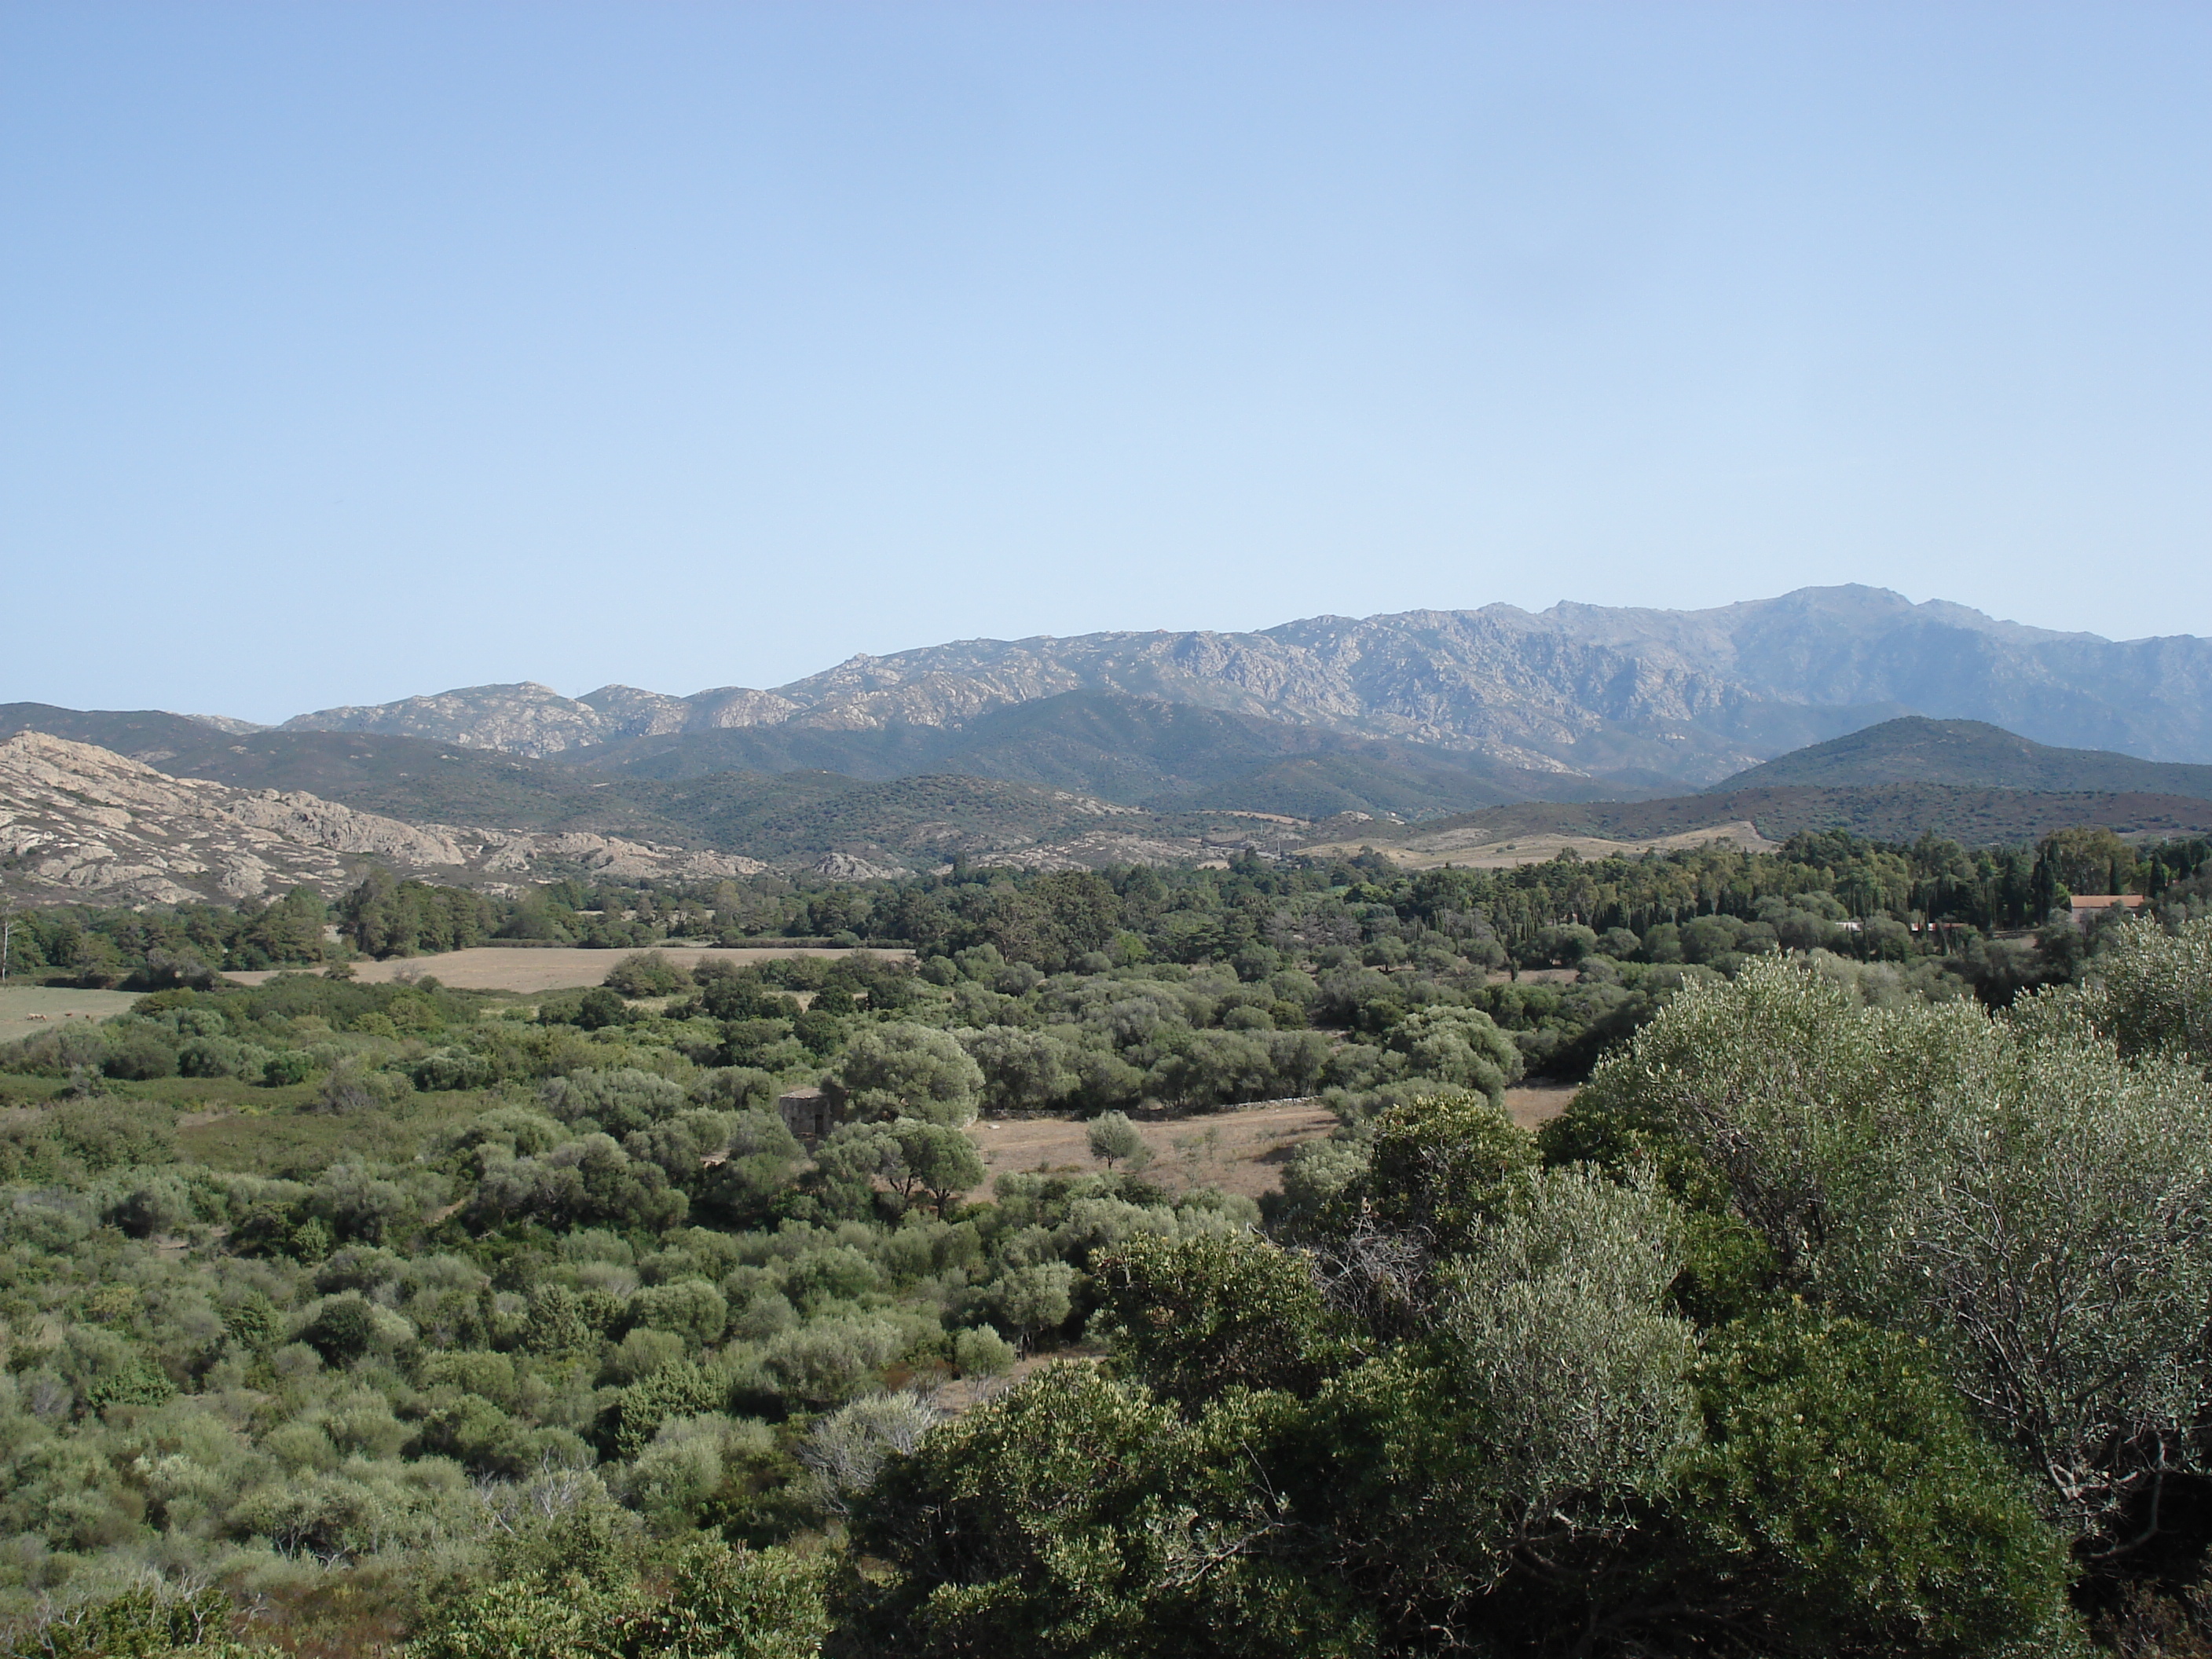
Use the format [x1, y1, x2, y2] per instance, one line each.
[0, 733, 764, 908]
[281, 680, 810, 757]
[810, 852, 904, 884]
[280, 683, 622, 757]
[473, 831, 763, 883]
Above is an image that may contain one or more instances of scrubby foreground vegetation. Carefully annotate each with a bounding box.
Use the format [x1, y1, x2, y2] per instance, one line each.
[2, 834, 2212, 1654]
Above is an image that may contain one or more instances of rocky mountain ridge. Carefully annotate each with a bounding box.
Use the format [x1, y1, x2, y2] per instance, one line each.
[280, 616, 1837, 782]
[0, 732, 1262, 898]
[278, 586, 2212, 783]
[0, 732, 764, 908]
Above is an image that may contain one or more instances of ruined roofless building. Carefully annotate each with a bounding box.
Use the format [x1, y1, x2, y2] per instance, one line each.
[777, 1086, 834, 1143]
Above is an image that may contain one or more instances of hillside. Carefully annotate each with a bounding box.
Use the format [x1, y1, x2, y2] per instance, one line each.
[1712, 716, 2212, 800]
[1317, 782, 2212, 854]
[6, 694, 1651, 831]
[275, 585, 2212, 786]
[1149, 752, 1554, 820]
[0, 731, 1261, 895]
[274, 609, 1869, 785]
[1540, 585, 2212, 759]
[0, 704, 689, 837]
[591, 769, 1291, 870]
[0, 733, 761, 907]
[576, 689, 1617, 815]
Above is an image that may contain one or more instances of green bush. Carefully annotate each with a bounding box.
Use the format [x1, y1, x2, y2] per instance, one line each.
[100, 1033, 178, 1081]
[260, 1049, 319, 1086]
[604, 950, 695, 998]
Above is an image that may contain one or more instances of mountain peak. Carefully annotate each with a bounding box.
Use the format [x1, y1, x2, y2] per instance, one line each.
[265, 591, 2212, 777]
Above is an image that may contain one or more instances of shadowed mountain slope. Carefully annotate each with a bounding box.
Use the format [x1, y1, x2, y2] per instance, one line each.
[1712, 717, 2212, 801]
[1323, 784, 2212, 851]
[572, 690, 1635, 814]
[7, 693, 1646, 832]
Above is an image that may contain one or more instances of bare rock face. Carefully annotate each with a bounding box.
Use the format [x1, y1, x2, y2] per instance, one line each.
[218, 792, 473, 864]
[683, 687, 806, 728]
[0, 732, 763, 908]
[274, 588, 2212, 776]
[810, 851, 903, 884]
[474, 831, 763, 883]
[280, 683, 618, 758]
[264, 612, 1781, 780]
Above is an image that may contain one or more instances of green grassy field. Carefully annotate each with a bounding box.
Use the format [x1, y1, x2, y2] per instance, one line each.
[173, 1086, 499, 1178]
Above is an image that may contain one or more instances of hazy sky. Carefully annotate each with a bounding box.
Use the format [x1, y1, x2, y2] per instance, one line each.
[5, 3, 2208, 722]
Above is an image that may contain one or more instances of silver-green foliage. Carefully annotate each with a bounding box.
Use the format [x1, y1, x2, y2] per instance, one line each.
[1431, 1166, 1697, 1571]
[1588, 954, 2212, 1533]
[2053, 913, 2212, 1071]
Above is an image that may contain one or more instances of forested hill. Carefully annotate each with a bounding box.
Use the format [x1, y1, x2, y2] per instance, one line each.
[11, 720, 2212, 911]
[564, 688, 1632, 815]
[1324, 782, 2212, 851]
[0, 697, 1644, 830]
[1712, 716, 2212, 800]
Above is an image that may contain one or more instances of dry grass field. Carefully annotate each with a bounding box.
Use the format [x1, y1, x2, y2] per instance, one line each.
[1302, 819, 1776, 871]
[964, 1082, 1579, 1203]
[224, 943, 910, 994]
[0, 985, 141, 1043]
[969, 1099, 1339, 1201]
[1503, 1082, 1577, 1128]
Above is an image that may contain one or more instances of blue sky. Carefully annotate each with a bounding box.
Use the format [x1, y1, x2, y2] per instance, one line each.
[5, 2, 2208, 722]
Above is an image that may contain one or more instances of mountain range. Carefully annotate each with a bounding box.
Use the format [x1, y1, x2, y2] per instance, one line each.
[7, 713, 2212, 908]
[7, 587, 2212, 898]
[269, 586, 2212, 790]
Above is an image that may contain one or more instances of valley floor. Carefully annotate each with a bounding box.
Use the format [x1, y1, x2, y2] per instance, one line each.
[962, 1083, 1577, 1204]
[221, 942, 906, 994]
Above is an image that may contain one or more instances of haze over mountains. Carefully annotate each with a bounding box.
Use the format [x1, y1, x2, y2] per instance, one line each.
[274, 586, 2212, 789]
[8, 586, 2212, 896]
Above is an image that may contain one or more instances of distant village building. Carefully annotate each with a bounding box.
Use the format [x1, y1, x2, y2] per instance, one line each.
[777, 1086, 834, 1143]
[2067, 894, 2147, 926]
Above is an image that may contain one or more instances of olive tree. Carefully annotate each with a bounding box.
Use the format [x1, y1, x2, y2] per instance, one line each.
[961, 1024, 1076, 1113]
[1323, 1163, 1697, 1618]
[1083, 1110, 1148, 1171]
[1382, 1005, 1523, 1104]
[1887, 1019, 2212, 1536]
[891, 1119, 984, 1218]
[830, 1023, 983, 1125]
[814, 1119, 981, 1218]
[2053, 913, 2212, 1071]
[798, 1390, 941, 1517]
[1582, 956, 2212, 1544]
